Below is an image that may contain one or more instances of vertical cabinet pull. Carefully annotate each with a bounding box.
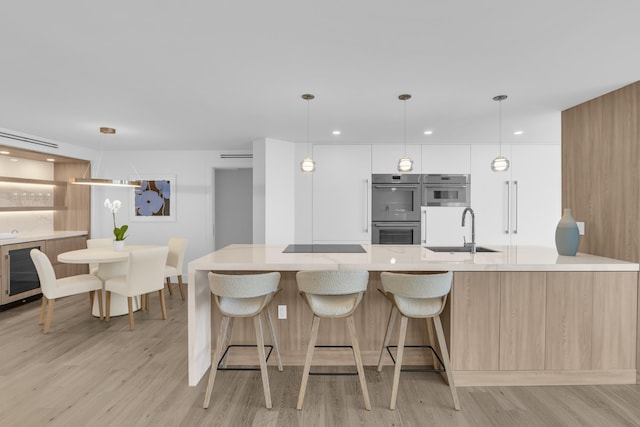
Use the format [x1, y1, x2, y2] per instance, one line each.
[422, 209, 427, 245]
[364, 179, 369, 233]
[505, 180, 510, 234]
[513, 180, 518, 234]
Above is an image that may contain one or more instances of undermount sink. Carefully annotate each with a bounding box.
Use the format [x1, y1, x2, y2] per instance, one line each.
[426, 246, 499, 253]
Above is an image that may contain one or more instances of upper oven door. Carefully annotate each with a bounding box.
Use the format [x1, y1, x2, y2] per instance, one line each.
[423, 184, 470, 207]
[371, 183, 421, 221]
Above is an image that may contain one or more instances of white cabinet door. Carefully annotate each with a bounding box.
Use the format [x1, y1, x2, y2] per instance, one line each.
[510, 145, 561, 247]
[371, 144, 422, 174]
[470, 145, 512, 245]
[312, 145, 372, 243]
[422, 144, 471, 174]
[470, 144, 561, 247]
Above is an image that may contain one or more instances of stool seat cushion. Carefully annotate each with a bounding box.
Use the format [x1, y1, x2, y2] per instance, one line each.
[390, 294, 445, 318]
[217, 294, 274, 317]
[303, 293, 362, 317]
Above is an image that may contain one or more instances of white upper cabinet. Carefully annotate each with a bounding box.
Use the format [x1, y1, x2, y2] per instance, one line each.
[312, 145, 372, 244]
[371, 144, 422, 174]
[470, 144, 561, 247]
[422, 144, 471, 174]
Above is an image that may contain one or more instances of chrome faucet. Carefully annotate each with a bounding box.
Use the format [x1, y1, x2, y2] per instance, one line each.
[462, 207, 476, 254]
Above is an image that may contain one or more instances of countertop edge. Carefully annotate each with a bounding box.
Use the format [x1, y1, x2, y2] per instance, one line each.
[0, 231, 88, 246]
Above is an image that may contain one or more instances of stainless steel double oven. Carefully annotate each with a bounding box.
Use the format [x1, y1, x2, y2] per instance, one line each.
[371, 174, 422, 244]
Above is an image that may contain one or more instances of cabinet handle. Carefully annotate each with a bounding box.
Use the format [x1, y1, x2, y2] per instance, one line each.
[364, 179, 369, 233]
[513, 180, 518, 234]
[422, 209, 427, 245]
[505, 181, 510, 234]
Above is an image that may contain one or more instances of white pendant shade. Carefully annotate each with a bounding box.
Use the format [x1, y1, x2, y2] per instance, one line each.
[491, 155, 510, 172]
[397, 156, 413, 172]
[300, 157, 316, 173]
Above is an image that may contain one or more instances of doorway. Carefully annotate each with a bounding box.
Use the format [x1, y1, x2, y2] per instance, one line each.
[214, 168, 253, 250]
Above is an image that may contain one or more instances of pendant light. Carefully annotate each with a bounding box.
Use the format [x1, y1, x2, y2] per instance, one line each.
[300, 94, 316, 173]
[69, 127, 142, 187]
[491, 95, 510, 172]
[397, 94, 413, 173]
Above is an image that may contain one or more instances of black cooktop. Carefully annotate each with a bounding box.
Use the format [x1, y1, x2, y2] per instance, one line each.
[283, 244, 366, 254]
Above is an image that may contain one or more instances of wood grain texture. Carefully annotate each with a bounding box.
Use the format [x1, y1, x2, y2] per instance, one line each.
[450, 272, 501, 371]
[545, 272, 593, 370]
[3, 292, 640, 426]
[45, 235, 89, 277]
[499, 272, 546, 370]
[53, 161, 91, 233]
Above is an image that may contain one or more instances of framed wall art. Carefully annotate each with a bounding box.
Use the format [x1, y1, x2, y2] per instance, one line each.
[130, 175, 176, 222]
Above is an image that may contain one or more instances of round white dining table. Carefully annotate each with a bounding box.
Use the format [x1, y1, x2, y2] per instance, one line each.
[58, 245, 159, 317]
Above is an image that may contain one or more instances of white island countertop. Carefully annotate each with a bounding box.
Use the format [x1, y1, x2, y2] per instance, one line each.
[189, 244, 639, 272]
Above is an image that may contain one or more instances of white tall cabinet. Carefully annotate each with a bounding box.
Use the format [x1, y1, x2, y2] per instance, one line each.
[470, 144, 561, 246]
[312, 145, 372, 244]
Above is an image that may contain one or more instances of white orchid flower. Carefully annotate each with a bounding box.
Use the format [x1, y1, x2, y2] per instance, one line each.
[104, 198, 112, 209]
[112, 200, 122, 213]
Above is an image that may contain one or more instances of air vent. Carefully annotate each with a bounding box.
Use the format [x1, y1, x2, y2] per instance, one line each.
[220, 153, 252, 159]
[0, 131, 59, 149]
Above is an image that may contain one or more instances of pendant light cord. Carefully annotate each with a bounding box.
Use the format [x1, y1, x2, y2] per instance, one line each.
[498, 99, 502, 156]
[306, 98, 311, 157]
[403, 98, 407, 157]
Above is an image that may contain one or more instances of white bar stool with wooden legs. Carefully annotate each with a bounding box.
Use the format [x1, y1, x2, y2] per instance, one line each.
[203, 272, 283, 410]
[296, 270, 371, 411]
[376, 271, 460, 411]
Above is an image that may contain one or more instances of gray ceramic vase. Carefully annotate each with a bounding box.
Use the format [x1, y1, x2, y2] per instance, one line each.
[555, 208, 580, 256]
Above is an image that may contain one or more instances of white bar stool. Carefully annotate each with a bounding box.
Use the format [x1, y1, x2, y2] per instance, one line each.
[296, 270, 371, 411]
[376, 271, 460, 410]
[203, 272, 283, 410]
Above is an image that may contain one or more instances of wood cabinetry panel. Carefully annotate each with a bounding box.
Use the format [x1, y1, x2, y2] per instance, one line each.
[545, 272, 593, 370]
[45, 236, 88, 277]
[499, 272, 546, 370]
[450, 272, 500, 371]
[592, 272, 637, 369]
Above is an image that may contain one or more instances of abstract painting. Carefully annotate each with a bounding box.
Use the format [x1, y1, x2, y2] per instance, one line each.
[130, 175, 176, 222]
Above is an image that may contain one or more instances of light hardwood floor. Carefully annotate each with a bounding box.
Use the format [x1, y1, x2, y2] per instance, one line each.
[2, 292, 640, 427]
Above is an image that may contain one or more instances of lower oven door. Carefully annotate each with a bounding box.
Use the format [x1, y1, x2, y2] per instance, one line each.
[371, 222, 420, 245]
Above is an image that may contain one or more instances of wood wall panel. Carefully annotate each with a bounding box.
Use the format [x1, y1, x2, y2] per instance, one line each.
[450, 272, 500, 371]
[545, 272, 593, 370]
[499, 272, 546, 370]
[53, 162, 91, 233]
[592, 272, 637, 369]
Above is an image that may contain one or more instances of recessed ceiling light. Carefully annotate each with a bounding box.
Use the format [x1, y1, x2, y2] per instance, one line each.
[514, 130, 524, 135]
[424, 130, 433, 135]
[0, 150, 10, 155]
[46, 158, 56, 162]
[100, 127, 116, 134]
[332, 130, 341, 135]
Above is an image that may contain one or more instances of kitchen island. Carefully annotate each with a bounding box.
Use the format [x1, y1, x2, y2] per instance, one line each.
[187, 244, 639, 387]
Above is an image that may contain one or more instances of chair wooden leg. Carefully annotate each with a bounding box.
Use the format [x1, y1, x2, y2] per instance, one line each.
[127, 297, 135, 331]
[141, 293, 147, 311]
[159, 289, 167, 320]
[264, 307, 283, 371]
[390, 315, 408, 410]
[96, 290, 104, 320]
[425, 317, 442, 370]
[254, 313, 272, 409]
[203, 316, 230, 409]
[38, 296, 47, 325]
[433, 315, 460, 410]
[106, 291, 111, 321]
[219, 317, 234, 368]
[377, 305, 398, 371]
[165, 277, 173, 296]
[43, 298, 55, 334]
[347, 316, 371, 410]
[177, 275, 185, 300]
[89, 291, 95, 311]
[297, 315, 320, 410]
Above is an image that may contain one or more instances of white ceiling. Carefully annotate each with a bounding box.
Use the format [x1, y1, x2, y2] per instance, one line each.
[1, 1, 639, 152]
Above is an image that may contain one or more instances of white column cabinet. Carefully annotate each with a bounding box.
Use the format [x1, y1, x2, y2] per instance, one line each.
[470, 144, 560, 247]
[312, 145, 372, 244]
[371, 144, 422, 174]
[422, 144, 471, 174]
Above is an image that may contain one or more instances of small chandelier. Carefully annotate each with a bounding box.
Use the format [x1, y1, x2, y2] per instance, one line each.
[397, 94, 413, 173]
[300, 94, 316, 173]
[491, 95, 510, 172]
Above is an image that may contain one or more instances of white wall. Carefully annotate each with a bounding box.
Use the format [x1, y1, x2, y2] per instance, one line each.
[253, 138, 296, 245]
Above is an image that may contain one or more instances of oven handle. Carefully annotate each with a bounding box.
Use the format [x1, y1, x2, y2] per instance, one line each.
[373, 184, 420, 189]
[373, 223, 420, 228]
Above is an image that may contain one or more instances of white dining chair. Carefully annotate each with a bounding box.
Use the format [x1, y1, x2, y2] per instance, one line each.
[30, 249, 104, 334]
[164, 237, 188, 300]
[86, 238, 113, 274]
[104, 246, 169, 331]
[376, 271, 460, 410]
